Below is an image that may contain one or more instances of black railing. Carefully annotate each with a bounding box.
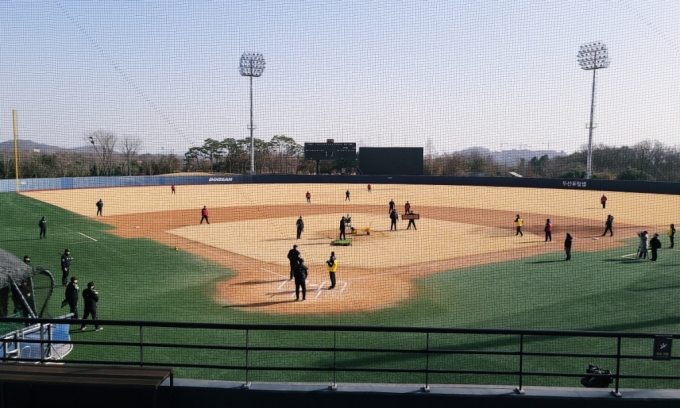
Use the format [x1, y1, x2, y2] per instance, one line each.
[1, 317, 678, 395]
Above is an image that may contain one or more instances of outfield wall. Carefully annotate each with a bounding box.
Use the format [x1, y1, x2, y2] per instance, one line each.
[1, 174, 679, 194]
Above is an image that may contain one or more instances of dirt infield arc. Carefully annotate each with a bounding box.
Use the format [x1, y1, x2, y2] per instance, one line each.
[22, 184, 679, 314]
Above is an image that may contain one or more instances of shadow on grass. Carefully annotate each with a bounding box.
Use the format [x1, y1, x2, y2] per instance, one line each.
[223, 300, 293, 308]
[332, 316, 680, 369]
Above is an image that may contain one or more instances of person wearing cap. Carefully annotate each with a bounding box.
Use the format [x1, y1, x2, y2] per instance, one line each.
[81, 282, 101, 331]
[326, 251, 337, 290]
[287, 245, 301, 280]
[637, 231, 649, 260]
[514, 215, 523, 237]
[38, 216, 47, 239]
[296, 216, 304, 240]
[602, 215, 614, 237]
[13, 280, 34, 316]
[293, 258, 308, 301]
[64, 277, 79, 319]
[60, 249, 73, 286]
[96, 199, 103, 216]
[650, 233, 662, 262]
[564, 233, 573, 261]
[669, 224, 676, 249]
[23, 255, 31, 265]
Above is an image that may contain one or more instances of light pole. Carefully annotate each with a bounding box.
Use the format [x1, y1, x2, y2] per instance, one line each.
[239, 52, 265, 175]
[578, 41, 610, 179]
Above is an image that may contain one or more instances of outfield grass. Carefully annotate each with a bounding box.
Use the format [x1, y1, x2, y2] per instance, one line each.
[2, 192, 680, 387]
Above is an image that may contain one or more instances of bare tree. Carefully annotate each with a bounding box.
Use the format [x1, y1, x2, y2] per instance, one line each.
[119, 136, 143, 176]
[85, 131, 118, 176]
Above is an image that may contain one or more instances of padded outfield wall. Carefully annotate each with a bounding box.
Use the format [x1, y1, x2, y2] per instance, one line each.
[1, 174, 679, 194]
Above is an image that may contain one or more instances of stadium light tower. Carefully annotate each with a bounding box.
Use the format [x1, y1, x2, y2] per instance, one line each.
[578, 41, 610, 179]
[239, 52, 265, 175]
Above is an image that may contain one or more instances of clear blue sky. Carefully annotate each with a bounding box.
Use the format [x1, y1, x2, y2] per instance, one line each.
[1, 1, 679, 155]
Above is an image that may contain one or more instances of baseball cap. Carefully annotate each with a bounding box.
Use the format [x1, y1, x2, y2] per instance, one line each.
[65, 249, 70, 253]
[87, 282, 95, 288]
[71, 277, 78, 282]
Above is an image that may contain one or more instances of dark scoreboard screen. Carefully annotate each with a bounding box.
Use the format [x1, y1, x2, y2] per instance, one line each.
[304, 143, 357, 161]
[359, 147, 423, 175]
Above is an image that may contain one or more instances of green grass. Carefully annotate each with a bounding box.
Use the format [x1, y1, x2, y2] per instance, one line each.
[2, 191, 680, 387]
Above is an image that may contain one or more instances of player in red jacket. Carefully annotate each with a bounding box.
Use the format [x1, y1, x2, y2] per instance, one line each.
[200, 206, 210, 224]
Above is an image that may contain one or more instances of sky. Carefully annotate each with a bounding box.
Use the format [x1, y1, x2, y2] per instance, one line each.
[1, 1, 680, 155]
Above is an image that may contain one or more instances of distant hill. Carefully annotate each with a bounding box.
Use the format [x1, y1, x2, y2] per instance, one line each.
[0, 140, 94, 154]
[0, 140, 63, 153]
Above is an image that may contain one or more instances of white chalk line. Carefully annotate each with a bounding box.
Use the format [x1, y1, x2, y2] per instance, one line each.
[277, 280, 288, 290]
[260, 267, 287, 279]
[315, 281, 327, 299]
[339, 281, 348, 293]
[77, 232, 98, 242]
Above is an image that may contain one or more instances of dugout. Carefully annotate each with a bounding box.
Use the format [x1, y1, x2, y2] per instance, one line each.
[359, 147, 423, 175]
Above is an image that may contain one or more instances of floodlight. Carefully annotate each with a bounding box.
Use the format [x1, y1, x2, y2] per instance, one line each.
[240, 52, 266, 175]
[578, 42, 610, 179]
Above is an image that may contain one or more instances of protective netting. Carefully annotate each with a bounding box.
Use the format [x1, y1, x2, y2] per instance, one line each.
[2, 2, 680, 385]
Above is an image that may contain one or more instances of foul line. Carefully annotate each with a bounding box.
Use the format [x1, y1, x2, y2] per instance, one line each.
[315, 281, 327, 299]
[261, 268, 287, 279]
[339, 281, 348, 293]
[277, 280, 289, 290]
[77, 232, 98, 242]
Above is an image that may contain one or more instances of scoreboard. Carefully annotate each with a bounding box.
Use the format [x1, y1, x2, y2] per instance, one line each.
[304, 143, 357, 161]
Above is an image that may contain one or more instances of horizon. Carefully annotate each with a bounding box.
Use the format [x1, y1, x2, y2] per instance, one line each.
[2, 2, 679, 155]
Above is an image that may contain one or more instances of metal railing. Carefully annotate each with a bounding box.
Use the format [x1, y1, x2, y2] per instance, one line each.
[1, 317, 678, 396]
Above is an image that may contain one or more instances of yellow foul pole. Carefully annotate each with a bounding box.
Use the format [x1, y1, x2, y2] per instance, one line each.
[13, 110, 19, 192]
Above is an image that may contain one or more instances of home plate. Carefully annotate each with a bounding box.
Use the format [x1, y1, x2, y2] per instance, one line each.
[592, 237, 599, 240]
[134, 226, 141, 229]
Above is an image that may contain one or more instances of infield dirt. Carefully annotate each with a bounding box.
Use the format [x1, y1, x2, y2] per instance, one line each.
[23, 184, 678, 314]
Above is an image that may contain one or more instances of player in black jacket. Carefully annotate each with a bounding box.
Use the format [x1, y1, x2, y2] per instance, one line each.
[602, 215, 614, 237]
[293, 258, 308, 301]
[60, 249, 72, 286]
[296, 216, 304, 239]
[80, 282, 101, 331]
[39, 216, 47, 239]
[287, 245, 301, 280]
[64, 277, 79, 319]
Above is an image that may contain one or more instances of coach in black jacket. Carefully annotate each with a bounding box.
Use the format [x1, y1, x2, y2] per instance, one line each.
[293, 258, 308, 301]
[80, 282, 101, 331]
[64, 277, 79, 319]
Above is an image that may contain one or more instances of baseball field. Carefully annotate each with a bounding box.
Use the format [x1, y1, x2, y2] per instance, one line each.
[3, 183, 680, 386]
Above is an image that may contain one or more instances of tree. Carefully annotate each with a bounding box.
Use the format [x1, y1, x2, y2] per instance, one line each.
[119, 137, 143, 176]
[560, 168, 586, 179]
[529, 155, 549, 177]
[86, 131, 118, 176]
[269, 135, 303, 174]
[617, 167, 652, 181]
